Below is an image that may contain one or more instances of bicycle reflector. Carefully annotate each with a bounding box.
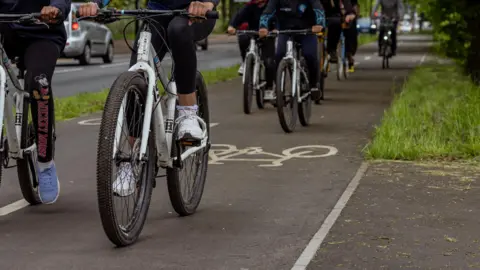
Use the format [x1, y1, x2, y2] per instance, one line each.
[72, 22, 79, 30]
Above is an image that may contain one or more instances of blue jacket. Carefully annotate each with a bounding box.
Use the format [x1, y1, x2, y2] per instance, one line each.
[260, 0, 325, 30]
[0, 0, 71, 48]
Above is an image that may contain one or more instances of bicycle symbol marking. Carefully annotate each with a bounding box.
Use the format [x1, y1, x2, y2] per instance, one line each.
[208, 144, 338, 167]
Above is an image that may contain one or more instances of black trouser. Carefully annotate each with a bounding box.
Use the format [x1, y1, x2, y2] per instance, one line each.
[238, 34, 249, 61]
[258, 37, 276, 89]
[378, 22, 398, 54]
[276, 34, 318, 88]
[327, 17, 342, 55]
[345, 18, 358, 57]
[0, 26, 59, 163]
[129, 16, 216, 94]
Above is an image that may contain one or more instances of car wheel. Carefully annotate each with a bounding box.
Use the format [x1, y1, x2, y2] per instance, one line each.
[201, 38, 208, 51]
[79, 43, 91, 65]
[102, 42, 114, 64]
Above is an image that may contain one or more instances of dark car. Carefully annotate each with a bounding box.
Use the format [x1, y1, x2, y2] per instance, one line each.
[356, 17, 377, 34]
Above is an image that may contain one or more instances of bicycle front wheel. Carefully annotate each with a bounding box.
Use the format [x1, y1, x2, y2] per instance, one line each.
[243, 54, 255, 114]
[275, 59, 298, 133]
[167, 71, 210, 216]
[298, 59, 312, 126]
[96, 71, 155, 247]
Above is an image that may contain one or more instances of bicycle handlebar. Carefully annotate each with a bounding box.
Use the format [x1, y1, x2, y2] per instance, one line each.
[234, 30, 276, 38]
[0, 12, 64, 25]
[76, 8, 218, 23]
[270, 29, 313, 36]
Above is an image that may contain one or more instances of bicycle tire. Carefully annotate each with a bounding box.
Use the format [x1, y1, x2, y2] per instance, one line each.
[243, 54, 254, 114]
[167, 71, 210, 216]
[17, 99, 41, 205]
[298, 59, 312, 126]
[275, 59, 298, 133]
[255, 63, 265, 110]
[96, 71, 154, 247]
[2, 135, 8, 168]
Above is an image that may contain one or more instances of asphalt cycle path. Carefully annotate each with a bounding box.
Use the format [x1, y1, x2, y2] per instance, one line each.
[0, 35, 429, 269]
[53, 42, 241, 98]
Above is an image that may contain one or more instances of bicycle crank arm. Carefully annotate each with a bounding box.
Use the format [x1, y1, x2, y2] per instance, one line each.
[255, 81, 267, 90]
[299, 92, 310, 101]
[173, 138, 209, 166]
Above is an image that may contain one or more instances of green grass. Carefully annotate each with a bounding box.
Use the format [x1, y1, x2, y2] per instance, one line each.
[55, 64, 240, 121]
[364, 64, 480, 161]
[358, 33, 377, 46]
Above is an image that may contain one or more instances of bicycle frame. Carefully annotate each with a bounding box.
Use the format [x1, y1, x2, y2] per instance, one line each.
[116, 24, 208, 169]
[0, 36, 32, 162]
[281, 37, 310, 103]
[242, 36, 260, 86]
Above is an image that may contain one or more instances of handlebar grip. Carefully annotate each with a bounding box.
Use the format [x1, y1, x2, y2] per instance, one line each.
[205, 10, 218, 19]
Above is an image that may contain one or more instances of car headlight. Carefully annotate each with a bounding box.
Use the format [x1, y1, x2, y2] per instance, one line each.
[357, 24, 360, 28]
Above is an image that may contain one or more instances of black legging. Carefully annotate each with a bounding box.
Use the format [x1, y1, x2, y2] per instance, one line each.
[0, 25, 59, 163]
[326, 17, 342, 54]
[129, 16, 216, 94]
[345, 18, 358, 56]
[238, 34, 249, 61]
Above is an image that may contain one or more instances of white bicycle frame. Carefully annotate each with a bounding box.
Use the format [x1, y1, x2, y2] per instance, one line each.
[0, 38, 35, 162]
[113, 25, 208, 169]
[280, 39, 310, 103]
[241, 36, 265, 90]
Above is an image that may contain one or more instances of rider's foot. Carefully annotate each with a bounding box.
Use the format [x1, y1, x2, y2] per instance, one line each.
[38, 161, 60, 204]
[177, 105, 204, 141]
[348, 62, 355, 72]
[113, 162, 136, 197]
[264, 89, 276, 100]
[311, 87, 321, 101]
[238, 62, 245, 75]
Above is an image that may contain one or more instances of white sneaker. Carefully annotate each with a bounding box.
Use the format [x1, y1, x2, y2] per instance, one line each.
[177, 107, 204, 141]
[264, 89, 276, 100]
[238, 62, 245, 75]
[113, 162, 136, 197]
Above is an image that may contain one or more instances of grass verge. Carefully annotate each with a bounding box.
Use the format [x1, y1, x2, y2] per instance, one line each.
[364, 63, 480, 161]
[55, 64, 240, 121]
[358, 33, 377, 46]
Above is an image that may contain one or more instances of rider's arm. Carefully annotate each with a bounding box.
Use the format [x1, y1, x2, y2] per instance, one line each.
[50, 0, 72, 18]
[308, 0, 326, 27]
[371, 0, 380, 17]
[397, 0, 405, 20]
[259, 0, 277, 29]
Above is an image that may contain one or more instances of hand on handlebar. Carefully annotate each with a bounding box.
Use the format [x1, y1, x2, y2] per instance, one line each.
[227, 26, 236, 35]
[311, 25, 323, 33]
[78, 2, 99, 17]
[345, 14, 355, 23]
[40, 6, 61, 23]
[188, 1, 214, 25]
[258, 28, 268, 38]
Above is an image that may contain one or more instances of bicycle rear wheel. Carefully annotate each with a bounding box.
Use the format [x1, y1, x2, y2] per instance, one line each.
[167, 71, 210, 216]
[243, 54, 254, 114]
[17, 98, 41, 205]
[96, 71, 155, 247]
[275, 59, 298, 133]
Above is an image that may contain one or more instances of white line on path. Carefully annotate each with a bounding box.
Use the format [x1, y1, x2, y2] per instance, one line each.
[0, 122, 220, 217]
[0, 199, 29, 216]
[364, 56, 371, 60]
[100, 62, 129, 68]
[291, 162, 369, 270]
[54, 67, 84, 74]
[420, 53, 427, 64]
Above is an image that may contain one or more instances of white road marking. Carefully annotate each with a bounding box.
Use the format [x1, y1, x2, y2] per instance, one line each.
[364, 56, 371, 60]
[291, 162, 369, 270]
[0, 199, 29, 216]
[100, 62, 129, 69]
[54, 67, 84, 74]
[420, 53, 427, 64]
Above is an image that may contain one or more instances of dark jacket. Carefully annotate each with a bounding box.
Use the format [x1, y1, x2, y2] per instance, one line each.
[0, 0, 71, 48]
[260, 0, 325, 30]
[320, 0, 353, 17]
[230, 2, 275, 30]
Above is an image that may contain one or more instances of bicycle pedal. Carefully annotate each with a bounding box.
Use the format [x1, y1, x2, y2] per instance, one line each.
[178, 138, 201, 147]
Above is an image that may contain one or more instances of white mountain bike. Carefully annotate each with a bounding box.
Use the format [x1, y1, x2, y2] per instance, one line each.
[80, 8, 218, 247]
[0, 13, 58, 205]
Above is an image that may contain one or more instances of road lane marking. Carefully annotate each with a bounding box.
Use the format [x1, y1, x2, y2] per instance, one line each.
[209, 144, 338, 167]
[54, 67, 84, 74]
[100, 62, 129, 68]
[0, 199, 29, 216]
[364, 56, 371, 60]
[291, 162, 369, 270]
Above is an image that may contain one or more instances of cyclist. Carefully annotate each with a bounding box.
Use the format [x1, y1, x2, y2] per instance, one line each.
[79, 0, 217, 196]
[0, 0, 70, 204]
[258, 0, 325, 96]
[228, 0, 276, 99]
[371, 0, 404, 56]
[344, 0, 358, 71]
[321, 0, 355, 63]
[234, 21, 249, 75]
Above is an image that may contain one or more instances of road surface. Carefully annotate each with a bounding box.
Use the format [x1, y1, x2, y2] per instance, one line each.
[0, 35, 431, 269]
[53, 43, 241, 98]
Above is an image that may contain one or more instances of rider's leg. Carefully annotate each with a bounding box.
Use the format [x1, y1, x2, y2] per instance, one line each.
[378, 27, 385, 56]
[326, 20, 341, 62]
[260, 37, 276, 98]
[300, 35, 319, 90]
[238, 34, 249, 74]
[23, 39, 61, 204]
[345, 21, 357, 70]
